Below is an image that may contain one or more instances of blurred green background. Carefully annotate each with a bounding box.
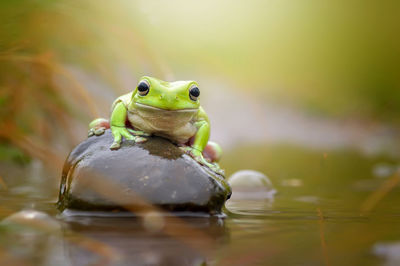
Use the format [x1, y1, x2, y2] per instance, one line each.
[1, 1, 400, 265]
[0, 0, 399, 169]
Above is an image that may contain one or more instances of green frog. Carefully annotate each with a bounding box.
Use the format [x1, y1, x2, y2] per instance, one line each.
[88, 76, 222, 173]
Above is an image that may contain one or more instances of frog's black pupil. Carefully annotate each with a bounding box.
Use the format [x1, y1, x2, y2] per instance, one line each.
[190, 87, 200, 97]
[138, 82, 149, 92]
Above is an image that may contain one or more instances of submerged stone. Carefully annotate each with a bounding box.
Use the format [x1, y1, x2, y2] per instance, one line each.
[57, 130, 231, 216]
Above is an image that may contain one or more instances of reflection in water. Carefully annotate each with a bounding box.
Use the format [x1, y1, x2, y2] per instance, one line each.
[61, 216, 228, 266]
[1, 211, 228, 266]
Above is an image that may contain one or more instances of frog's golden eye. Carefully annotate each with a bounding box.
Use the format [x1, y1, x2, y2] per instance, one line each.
[137, 80, 150, 96]
[189, 85, 200, 101]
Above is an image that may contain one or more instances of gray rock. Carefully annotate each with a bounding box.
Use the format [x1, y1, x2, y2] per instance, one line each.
[57, 130, 231, 216]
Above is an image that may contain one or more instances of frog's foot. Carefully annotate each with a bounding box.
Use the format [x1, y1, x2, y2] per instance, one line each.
[180, 146, 225, 175]
[88, 118, 110, 138]
[88, 128, 95, 137]
[133, 136, 148, 143]
[110, 141, 121, 150]
[127, 128, 151, 137]
[110, 126, 148, 150]
[88, 127, 106, 137]
[179, 145, 193, 154]
[110, 135, 147, 150]
[211, 162, 225, 176]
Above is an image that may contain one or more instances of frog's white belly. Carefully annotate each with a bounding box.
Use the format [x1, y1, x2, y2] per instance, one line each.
[127, 105, 198, 144]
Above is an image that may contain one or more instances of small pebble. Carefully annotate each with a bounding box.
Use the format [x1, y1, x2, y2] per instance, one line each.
[373, 241, 400, 266]
[372, 163, 397, 178]
[1, 210, 61, 234]
[228, 170, 276, 200]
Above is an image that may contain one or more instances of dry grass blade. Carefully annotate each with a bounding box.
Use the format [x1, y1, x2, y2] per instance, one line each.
[0, 53, 99, 118]
[0, 175, 8, 190]
[47, 61, 99, 118]
[0, 126, 64, 174]
[317, 207, 331, 266]
[65, 231, 121, 263]
[0, 206, 18, 219]
[360, 171, 400, 213]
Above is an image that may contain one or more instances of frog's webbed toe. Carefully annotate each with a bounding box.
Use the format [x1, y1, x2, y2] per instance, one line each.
[88, 128, 95, 137]
[179, 145, 192, 154]
[94, 127, 106, 136]
[110, 142, 121, 150]
[127, 128, 151, 137]
[180, 146, 224, 174]
[210, 162, 225, 176]
[134, 136, 148, 143]
[88, 127, 106, 138]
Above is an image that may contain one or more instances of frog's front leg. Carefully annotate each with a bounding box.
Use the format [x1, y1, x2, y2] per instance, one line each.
[181, 120, 224, 174]
[109, 102, 147, 150]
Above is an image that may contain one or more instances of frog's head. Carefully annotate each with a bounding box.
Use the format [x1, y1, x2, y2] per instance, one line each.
[131, 76, 200, 111]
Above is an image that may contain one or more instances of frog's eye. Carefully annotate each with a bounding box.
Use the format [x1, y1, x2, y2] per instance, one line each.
[137, 80, 150, 96]
[189, 85, 200, 101]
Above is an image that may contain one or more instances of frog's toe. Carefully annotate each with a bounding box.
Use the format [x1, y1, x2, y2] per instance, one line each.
[197, 157, 224, 175]
[94, 127, 106, 136]
[211, 163, 225, 175]
[127, 129, 151, 137]
[134, 136, 147, 143]
[179, 146, 192, 154]
[110, 142, 121, 150]
[88, 129, 95, 137]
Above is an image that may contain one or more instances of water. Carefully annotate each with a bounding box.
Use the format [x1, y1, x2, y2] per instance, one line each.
[0, 144, 400, 265]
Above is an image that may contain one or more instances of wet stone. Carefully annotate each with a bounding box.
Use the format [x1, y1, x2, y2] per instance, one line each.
[57, 130, 231, 216]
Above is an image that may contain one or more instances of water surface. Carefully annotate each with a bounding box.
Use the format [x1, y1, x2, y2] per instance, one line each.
[1, 144, 399, 265]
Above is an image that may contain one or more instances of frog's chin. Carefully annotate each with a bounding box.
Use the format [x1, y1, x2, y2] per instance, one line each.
[133, 102, 198, 113]
[127, 102, 198, 143]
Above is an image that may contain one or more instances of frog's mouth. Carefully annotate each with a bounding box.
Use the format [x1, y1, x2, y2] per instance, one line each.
[132, 102, 198, 113]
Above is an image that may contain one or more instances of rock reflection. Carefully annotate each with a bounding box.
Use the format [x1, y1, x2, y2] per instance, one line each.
[61, 215, 229, 266]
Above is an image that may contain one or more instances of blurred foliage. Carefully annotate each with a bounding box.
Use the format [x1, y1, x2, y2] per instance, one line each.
[0, 0, 399, 166]
[0, 0, 162, 168]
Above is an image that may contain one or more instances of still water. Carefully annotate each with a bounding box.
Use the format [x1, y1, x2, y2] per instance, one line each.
[0, 144, 399, 266]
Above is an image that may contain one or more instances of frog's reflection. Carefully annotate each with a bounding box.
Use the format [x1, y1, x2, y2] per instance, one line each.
[62, 215, 229, 266]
